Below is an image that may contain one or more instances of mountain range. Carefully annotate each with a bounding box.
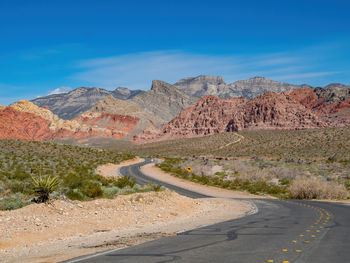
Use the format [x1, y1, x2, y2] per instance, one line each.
[1, 76, 349, 143]
[32, 87, 144, 120]
[173, 76, 312, 99]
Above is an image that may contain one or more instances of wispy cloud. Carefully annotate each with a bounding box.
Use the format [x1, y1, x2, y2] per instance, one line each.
[70, 46, 341, 90]
[48, 86, 72, 95]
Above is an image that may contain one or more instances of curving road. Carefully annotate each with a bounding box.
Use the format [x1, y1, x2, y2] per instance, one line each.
[64, 160, 350, 263]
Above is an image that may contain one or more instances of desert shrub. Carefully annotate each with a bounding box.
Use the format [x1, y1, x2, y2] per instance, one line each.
[63, 171, 83, 189]
[66, 189, 86, 201]
[343, 179, 350, 190]
[102, 186, 120, 198]
[81, 181, 103, 198]
[0, 193, 28, 210]
[114, 176, 136, 188]
[9, 180, 25, 193]
[0, 181, 6, 194]
[152, 184, 162, 192]
[0, 140, 135, 209]
[288, 177, 348, 199]
[279, 178, 292, 186]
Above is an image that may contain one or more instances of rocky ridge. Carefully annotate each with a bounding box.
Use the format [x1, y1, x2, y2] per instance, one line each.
[131, 80, 198, 122]
[134, 92, 330, 143]
[32, 87, 144, 120]
[75, 97, 163, 139]
[174, 76, 311, 99]
[0, 101, 97, 141]
[287, 84, 350, 125]
[0, 100, 149, 141]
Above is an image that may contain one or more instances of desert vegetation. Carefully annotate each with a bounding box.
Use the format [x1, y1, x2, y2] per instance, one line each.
[156, 156, 349, 200]
[126, 127, 350, 161]
[0, 140, 161, 210]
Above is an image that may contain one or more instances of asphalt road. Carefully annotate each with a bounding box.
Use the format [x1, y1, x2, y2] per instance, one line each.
[64, 160, 350, 263]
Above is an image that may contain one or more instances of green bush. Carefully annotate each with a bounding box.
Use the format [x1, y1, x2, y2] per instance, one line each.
[81, 181, 103, 198]
[0, 193, 28, 210]
[66, 189, 86, 201]
[102, 186, 120, 198]
[114, 176, 136, 188]
[152, 184, 162, 192]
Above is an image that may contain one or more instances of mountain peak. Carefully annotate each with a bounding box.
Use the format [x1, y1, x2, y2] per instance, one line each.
[151, 80, 174, 92]
[131, 80, 198, 122]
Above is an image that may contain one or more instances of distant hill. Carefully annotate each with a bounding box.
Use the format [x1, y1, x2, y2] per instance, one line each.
[75, 96, 163, 139]
[134, 92, 331, 143]
[287, 84, 350, 125]
[174, 76, 312, 99]
[130, 80, 198, 122]
[32, 87, 144, 120]
[0, 100, 154, 141]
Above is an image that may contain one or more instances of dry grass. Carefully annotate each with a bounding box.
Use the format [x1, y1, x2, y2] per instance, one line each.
[288, 177, 348, 200]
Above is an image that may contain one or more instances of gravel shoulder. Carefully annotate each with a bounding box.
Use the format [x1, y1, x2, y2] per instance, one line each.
[0, 160, 252, 263]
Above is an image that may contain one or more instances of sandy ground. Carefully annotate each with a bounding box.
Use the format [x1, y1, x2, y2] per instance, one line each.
[0, 160, 252, 263]
[141, 163, 275, 199]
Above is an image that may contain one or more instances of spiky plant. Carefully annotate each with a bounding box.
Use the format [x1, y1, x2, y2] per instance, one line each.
[31, 176, 60, 203]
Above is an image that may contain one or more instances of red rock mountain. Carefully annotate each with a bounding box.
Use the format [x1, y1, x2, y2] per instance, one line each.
[74, 97, 163, 139]
[287, 87, 350, 125]
[134, 92, 331, 143]
[0, 101, 97, 141]
[0, 98, 163, 141]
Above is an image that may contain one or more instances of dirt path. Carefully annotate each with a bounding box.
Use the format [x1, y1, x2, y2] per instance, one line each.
[218, 133, 244, 150]
[1, 160, 252, 263]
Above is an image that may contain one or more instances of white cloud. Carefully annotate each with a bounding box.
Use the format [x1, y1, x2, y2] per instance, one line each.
[70, 47, 340, 90]
[48, 86, 72, 95]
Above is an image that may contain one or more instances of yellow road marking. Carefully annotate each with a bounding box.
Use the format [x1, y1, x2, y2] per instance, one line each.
[299, 235, 304, 237]
[296, 250, 302, 252]
[282, 261, 290, 263]
[267, 260, 274, 262]
[316, 230, 320, 232]
[282, 249, 288, 252]
[311, 235, 316, 238]
[304, 240, 310, 243]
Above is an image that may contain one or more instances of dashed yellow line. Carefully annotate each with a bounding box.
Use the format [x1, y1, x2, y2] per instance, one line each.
[267, 202, 332, 263]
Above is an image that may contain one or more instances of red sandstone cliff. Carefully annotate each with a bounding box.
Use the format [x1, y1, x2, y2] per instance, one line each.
[134, 92, 331, 143]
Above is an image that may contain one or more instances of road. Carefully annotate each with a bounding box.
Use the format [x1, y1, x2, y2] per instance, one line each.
[64, 160, 350, 263]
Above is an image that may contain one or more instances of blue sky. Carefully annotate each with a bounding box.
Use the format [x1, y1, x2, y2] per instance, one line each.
[0, 0, 349, 105]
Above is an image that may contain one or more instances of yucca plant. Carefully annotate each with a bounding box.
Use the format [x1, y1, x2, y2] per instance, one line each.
[31, 176, 60, 203]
